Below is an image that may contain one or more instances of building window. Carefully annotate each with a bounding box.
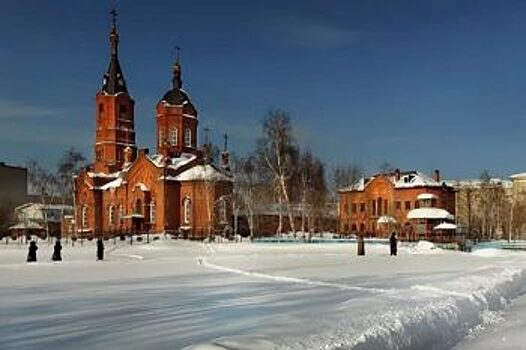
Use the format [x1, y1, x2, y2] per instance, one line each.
[344, 203, 348, 214]
[405, 201, 411, 210]
[158, 130, 164, 147]
[219, 198, 228, 224]
[415, 201, 420, 209]
[120, 104, 128, 116]
[169, 127, 178, 146]
[81, 206, 88, 228]
[183, 197, 191, 224]
[135, 199, 142, 215]
[119, 204, 124, 223]
[109, 205, 115, 226]
[184, 128, 192, 147]
[351, 203, 357, 213]
[377, 198, 382, 216]
[360, 203, 365, 212]
[396, 201, 401, 210]
[150, 200, 156, 224]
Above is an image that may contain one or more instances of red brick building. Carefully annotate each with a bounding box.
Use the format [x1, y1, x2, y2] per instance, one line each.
[339, 169, 456, 240]
[74, 14, 233, 239]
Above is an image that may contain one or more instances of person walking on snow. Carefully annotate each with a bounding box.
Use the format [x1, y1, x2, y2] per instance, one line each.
[52, 239, 62, 261]
[357, 234, 365, 256]
[390, 232, 398, 256]
[27, 241, 38, 262]
[96, 238, 104, 261]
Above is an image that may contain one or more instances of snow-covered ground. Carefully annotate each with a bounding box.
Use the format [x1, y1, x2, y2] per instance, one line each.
[1, 238, 526, 350]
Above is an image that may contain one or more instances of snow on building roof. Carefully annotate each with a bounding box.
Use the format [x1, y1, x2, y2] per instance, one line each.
[148, 153, 197, 170]
[9, 222, 44, 230]
[15, 203, 73, 212]
[377, 216, 397, 224]
[434, 222, 457, 230]
[394, 172, 442, 189]
[121, 213, 144, 219]
[340, 171, 444, 192]
[87, 171, 120, 179]
[417, 193, 438, 200]
[339, 177, 367, 192]
[445, 178, 513, 188]
[168, 164, 232, 182]
[407, 208, 454, 220]
[100, 177, 124, 190]
[134, 183, 149, 192]
[510, 173, 526, 180]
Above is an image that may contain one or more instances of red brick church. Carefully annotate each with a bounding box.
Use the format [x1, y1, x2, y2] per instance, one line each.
[74, 13, 233, 239]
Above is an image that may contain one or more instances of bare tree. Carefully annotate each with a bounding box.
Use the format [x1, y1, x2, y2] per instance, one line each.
[331, 164, 363, 198]
[379, 161, 396, 175]
[256, 109, 298, 234]
[27, 158, 58, 237]
[56, 147, 86, 205]
[233, 155, 266, 238]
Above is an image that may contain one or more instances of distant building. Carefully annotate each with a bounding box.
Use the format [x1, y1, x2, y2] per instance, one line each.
[0, 162, 28, 207]
[236, 203, 338, 236]
[74, 12, 233, 239]
[339, 169, 456, 240]
[10, 203, 74, 237]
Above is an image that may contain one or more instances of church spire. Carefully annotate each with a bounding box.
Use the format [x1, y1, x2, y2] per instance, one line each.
[172, 46, 183, 89]
[102, 8, 128, 94]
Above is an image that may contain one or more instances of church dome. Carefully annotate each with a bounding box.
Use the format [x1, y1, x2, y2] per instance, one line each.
[161, 88, 191, 106]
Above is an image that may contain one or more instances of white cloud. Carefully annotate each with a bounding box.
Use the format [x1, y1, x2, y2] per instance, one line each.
[0, 99, 62, 120]
[265, 15, 361, 48]
[0, 98, 90, 147]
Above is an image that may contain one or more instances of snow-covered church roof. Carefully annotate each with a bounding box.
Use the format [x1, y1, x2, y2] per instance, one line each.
[148, 153, 197, 170]
[168, 164, 232, 182]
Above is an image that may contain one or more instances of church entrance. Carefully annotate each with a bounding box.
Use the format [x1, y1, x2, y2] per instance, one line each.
[132, 217, 144, 233]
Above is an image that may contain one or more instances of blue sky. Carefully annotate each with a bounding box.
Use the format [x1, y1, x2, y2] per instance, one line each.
[1, 0, 526, 179]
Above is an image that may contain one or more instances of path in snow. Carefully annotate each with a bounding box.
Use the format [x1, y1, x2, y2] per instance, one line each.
[1, 240, 526, 350]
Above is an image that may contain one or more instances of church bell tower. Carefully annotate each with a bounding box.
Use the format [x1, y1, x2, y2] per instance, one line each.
[94, 9, 136, 173]
[156, 49, 199, 158]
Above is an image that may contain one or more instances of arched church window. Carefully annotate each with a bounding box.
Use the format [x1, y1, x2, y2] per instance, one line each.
[109, 205, 115, 226]
[184, 128, 192, 147]
[81, 206, 88, 228]
[218, 198, 228, 224]
[119, 204, 124, 223]
[135, 199, 142, 215]
[169, 127, 178, 146]
[183, 197, 191, 224]
[158, 130, 164, 147]
[150, 199, 156, 224]
[120, 104, 128, 117]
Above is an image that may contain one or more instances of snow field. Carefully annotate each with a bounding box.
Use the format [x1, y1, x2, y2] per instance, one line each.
[1, 239, 526, 349]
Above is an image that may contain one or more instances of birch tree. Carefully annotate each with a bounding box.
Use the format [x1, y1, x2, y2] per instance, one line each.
[256, 109, 298, 234]
[56, 147, 86, 205]
[27, 159, 58, 237]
